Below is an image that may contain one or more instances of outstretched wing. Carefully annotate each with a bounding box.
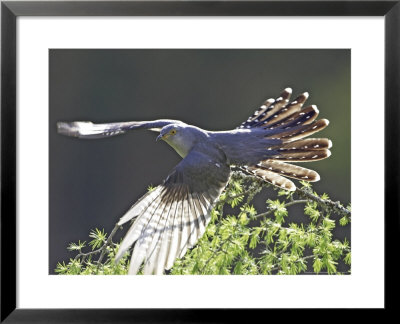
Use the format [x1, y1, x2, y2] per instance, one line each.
[114, 143, 230, 275]
[237, 88, 331, 191]
[57, 119, 178, 139]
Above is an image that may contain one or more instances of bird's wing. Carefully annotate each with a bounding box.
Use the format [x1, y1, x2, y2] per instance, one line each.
[235, 88, 332, 191]
[57, 119, 178, 139]
[114, 144, 230, 275]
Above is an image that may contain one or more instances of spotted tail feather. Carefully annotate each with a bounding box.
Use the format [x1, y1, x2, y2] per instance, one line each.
[240, 88, 332, 190]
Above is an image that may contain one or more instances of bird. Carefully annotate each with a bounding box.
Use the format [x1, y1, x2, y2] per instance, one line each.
[57, 88, 332, 275]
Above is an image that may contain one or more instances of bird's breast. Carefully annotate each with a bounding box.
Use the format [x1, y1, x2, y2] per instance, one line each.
[165, 137, 191, 158]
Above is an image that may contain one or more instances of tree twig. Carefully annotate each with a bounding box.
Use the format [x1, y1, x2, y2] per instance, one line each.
[296, 187, 351, 217]
[73, 223, 121, 263]
[98, 223, 121, 264]
[74, 247, 103, 261]
[254, 199, 309, 219]
[231, 170, 351, 217]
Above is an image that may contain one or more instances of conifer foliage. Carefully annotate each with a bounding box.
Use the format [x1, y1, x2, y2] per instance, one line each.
[55, 172, 351, 275]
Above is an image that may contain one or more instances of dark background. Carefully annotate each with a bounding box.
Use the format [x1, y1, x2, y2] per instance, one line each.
[49, 49, 350, 274]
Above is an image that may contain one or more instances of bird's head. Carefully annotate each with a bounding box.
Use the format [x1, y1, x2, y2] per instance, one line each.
[156, 123, 205, 158]
[156, 124, 182, 142]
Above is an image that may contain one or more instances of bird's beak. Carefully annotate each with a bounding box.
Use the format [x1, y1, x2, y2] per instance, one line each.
[156, 132, 171, 142]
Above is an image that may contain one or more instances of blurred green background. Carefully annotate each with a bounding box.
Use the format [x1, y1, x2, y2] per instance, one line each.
[49, 49, 350, 273]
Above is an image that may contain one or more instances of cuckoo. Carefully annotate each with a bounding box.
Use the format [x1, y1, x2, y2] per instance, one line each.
[57, 88, 332, 275]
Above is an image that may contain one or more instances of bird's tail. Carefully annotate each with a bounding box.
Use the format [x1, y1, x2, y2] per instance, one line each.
[241, 157, 327, 192]
[239, 88, 332, 191]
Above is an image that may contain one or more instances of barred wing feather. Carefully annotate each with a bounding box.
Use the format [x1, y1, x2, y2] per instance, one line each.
[115, 144, 230, 275]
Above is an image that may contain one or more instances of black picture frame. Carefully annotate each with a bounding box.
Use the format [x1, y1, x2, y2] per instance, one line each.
[1, 0, 397, 321]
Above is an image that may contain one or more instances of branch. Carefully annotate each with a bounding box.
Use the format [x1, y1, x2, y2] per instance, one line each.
[296, 186, 351, 217]
[73, 246, 103, 262]
[231, 170, 351, 217]
[73, 223, 121, 263]
[98, 223, 121, 263]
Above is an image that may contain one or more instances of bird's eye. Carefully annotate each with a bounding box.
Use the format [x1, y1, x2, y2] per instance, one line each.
[170, 129, 177, 135]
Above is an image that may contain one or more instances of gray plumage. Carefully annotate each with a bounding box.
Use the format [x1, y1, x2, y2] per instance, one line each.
[57, 88, 332, 275]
